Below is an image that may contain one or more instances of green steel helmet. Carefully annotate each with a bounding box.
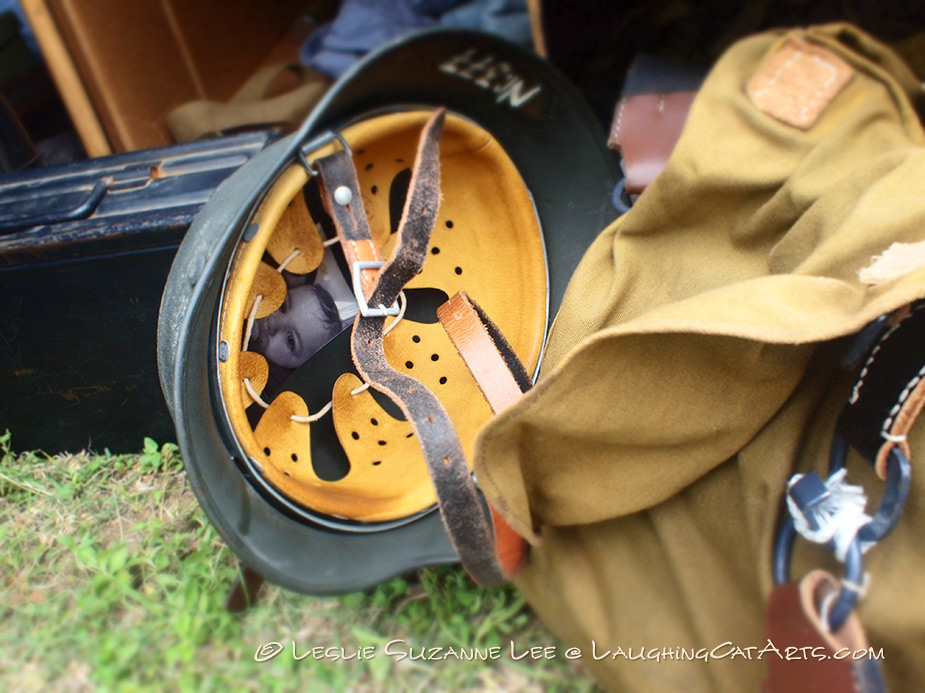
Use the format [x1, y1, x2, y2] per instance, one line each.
[157, 28, 620, 595]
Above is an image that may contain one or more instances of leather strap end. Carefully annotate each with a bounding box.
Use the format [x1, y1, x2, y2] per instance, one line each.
[437, 291, 532, 414]
[610, 90, 697, 195]
[608, 55, 705, 195]
[763, 572, 886, 693]
[438, 290, 531, 577]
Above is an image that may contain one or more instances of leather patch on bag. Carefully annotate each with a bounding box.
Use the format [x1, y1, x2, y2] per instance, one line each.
[747, 38, 854, 130]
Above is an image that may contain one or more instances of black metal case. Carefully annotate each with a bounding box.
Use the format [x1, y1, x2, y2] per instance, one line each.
[0, 131, 276, 453]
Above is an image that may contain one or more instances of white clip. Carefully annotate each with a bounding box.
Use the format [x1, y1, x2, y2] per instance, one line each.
[786, 469, 873, 562]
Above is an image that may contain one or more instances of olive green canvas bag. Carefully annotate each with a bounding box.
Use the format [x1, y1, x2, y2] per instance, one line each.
[472, 23, 925, 693]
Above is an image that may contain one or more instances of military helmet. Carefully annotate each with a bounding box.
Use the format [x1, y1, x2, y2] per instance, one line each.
[157, 28, 620, 594]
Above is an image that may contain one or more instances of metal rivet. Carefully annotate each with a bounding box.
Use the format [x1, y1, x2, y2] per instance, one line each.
[334, 186, 353, 206]
[218, 340, 230, 362]
[243, 222, 259, 242]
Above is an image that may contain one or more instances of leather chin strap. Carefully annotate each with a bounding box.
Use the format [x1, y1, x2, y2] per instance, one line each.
[315, 108, 523, 585]
[438, 291, 531, 576]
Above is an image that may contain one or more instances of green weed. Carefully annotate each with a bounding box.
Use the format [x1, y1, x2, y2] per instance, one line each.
[0, 433, 599, 692]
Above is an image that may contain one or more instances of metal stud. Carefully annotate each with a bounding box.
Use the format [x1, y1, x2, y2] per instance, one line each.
[334, 186, 353, 206]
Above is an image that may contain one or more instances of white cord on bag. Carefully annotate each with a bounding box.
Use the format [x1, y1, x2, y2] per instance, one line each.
[786, 469, 874, 562]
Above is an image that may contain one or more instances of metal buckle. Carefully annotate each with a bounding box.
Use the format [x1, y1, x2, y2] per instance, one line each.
[297, 129, 352, 177]
[351, 261, 400, 318]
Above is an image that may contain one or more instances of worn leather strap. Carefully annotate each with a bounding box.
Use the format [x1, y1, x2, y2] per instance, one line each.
[839, 301, 925, 479]
[438, 291, 532, 412]
[315, 148, 384, 302]
[609, 56, 703, 195]
[315, 110, 506, 585]
[764, 571, 886, 693]
[438, 291, 532, 576]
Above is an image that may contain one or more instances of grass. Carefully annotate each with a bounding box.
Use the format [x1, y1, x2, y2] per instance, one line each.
[0, 431, 600, 692]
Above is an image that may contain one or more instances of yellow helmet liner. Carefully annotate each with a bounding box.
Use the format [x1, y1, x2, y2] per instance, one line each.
[217, 110, 547, 523]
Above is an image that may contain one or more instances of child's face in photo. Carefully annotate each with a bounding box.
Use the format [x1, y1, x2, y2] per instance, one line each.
[250, 285, 338, 369]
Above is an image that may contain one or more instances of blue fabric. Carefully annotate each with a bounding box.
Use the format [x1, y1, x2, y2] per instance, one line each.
[0, 0, 39, 58]
[407, 0, 468, 14]
[301, 0, 530, 79]
[439, 0, 532, 46]
[301, 0, 437, 79]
